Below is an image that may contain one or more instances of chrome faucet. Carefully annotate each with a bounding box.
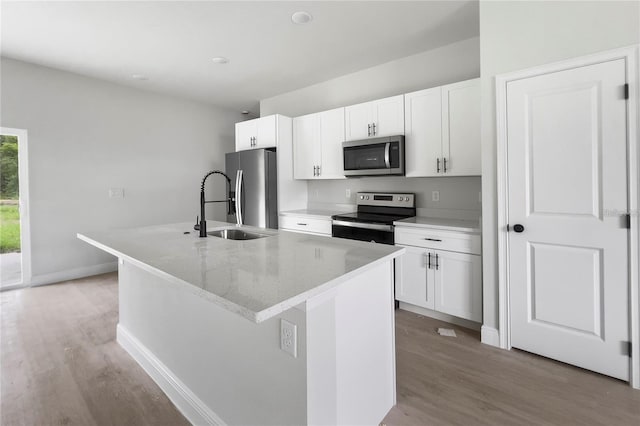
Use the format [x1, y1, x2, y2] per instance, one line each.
[195, 170, 233, 237]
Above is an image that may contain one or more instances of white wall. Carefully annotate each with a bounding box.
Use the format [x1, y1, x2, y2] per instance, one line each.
[0, 58, 242, 283]
[479, 0, 640, 329]
[260, 37, 482, 217]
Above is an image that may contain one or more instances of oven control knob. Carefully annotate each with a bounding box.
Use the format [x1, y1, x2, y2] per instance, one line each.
[365, 196, 370, 200]
[360, 195, 364, 200]
[405, 197, 410, 201]
[397, 196, 402, 201]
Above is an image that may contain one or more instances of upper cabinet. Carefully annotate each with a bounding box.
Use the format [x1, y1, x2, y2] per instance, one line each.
[345, 95, 404, 141]
[293, 107, 345, 180]
[235, 115, 277, 151]
[442, 79, 481, 176]
[404, 78, 480, 177]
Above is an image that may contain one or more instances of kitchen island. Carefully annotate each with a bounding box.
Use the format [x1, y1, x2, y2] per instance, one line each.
[78, 221, 404, 426]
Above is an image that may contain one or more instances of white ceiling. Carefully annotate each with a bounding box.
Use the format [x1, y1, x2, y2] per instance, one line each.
[1, 1, 479, 113]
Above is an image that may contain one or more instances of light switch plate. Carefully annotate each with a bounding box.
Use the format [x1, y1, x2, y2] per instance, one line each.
[109, 187, 124, 198]
[432, 191, 440, 202]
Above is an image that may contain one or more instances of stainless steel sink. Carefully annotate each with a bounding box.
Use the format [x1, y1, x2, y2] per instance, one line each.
[207, 229, 269, 240]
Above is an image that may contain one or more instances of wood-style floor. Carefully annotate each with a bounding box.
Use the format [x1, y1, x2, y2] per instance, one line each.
[1, 273, 639, 426]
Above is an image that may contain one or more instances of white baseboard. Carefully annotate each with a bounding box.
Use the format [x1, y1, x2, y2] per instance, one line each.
[481, 325, 501, 348]
[117, 324, 225, 426]
[28, 262, 117, 287]
[398, 302, 481, 331]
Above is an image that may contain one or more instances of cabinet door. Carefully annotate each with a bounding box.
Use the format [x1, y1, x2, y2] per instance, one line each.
[293, 113, 319, 180]
[235, 119, 258, 151]
[441, 79, 481, 176]
[345, 101, 372, 141]
[404, 87, 442, 177]
[372, 95, 404, 137]
[255, 115, 277, 149]
[318, 107, 346, 179]
[433, 250, 481, 322]
[395, 246, 435, 309]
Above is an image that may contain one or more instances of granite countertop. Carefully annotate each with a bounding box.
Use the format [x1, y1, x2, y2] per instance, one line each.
[394, 216, 481, 233]
[279, 209, 348, 220]
[78, 221, 403, 323]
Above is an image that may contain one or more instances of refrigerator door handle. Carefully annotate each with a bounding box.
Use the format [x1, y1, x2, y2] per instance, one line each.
[235, 169, 244, 225]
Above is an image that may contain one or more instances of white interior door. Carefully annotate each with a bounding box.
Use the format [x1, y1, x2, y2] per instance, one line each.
[507, 59, 629, 380]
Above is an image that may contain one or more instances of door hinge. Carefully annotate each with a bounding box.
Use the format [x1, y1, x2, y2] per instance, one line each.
[623, 341, 632, 357]
[624, 83, 629, 100]
[625, 213, 631, 229]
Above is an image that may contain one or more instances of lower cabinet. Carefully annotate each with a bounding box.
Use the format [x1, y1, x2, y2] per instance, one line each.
[279, 214, 332, 236]
[395, 226, 482, 322]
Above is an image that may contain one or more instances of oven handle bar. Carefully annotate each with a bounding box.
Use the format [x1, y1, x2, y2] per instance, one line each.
[332, 220, 393, 232]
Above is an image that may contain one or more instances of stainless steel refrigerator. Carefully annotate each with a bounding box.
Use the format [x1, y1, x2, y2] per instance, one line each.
[226, 148, 278, 229]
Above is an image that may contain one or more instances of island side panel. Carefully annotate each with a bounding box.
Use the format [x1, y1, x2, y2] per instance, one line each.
[306, 260, 396, 425]
[117, 260, 308, 426]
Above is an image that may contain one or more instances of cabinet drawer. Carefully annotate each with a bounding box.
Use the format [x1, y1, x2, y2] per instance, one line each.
[280, 215, 332, 235]
[395, 227, 480, 255]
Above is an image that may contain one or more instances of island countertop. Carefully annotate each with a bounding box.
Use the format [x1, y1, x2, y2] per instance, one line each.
[78, 221, 404, 323]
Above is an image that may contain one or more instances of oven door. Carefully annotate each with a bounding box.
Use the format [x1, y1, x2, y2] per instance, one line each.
[331, 220, 394, 245]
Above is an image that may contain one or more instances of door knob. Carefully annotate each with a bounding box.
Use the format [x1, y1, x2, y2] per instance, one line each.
[513, 224, 525, 233]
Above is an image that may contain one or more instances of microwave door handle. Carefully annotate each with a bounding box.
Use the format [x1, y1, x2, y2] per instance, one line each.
[384, 142, 391, 168]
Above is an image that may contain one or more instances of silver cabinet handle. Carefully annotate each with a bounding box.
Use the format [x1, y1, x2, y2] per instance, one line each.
[424, 238, 442, 242]
[367, 124, 371, 137]
[443, 157, 447, 173]
[317, 165, 321, 176]
[427, 252, 431, 269]
[297, 223, 308, 226]
[435, 253, 439, 270]
[437, 158, 441, 173]
[235, 169, 243, 225]
[372, 122, 376, 135]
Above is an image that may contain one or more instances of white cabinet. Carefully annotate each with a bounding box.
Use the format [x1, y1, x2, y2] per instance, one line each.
[433, 250, 482, 321]
[395, 246, 434, 310]
[345, 95, 404, 141]
[395, 224, 482, 322]
[293, 108, 345, 180]
[404, 78, 480, 177]
[279, 214, 332, 236]
[235, 115, 277, 151]
[441, 79, 481, 176]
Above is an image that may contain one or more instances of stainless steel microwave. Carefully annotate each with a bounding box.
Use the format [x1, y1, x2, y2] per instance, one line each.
[343, 135, 405, 177]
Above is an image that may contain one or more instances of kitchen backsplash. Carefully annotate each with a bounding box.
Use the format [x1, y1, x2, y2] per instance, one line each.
[306, 176, 481, 221]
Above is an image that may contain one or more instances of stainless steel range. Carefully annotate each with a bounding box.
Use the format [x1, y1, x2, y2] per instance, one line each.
[331, 192, 416, 244]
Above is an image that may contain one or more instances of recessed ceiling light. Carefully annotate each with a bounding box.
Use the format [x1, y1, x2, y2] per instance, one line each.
[131, 74, 148, 81]
[211, 57, 229, 64]
[291, 11, 313, 25]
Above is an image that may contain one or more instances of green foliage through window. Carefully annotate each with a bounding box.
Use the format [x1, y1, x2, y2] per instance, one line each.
[0, 135, 19, 199]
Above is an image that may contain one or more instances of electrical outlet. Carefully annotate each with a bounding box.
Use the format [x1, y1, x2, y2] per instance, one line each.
[432, 191, 440, 202]
[280, 319, 297, 358]
[345, 188, 351, 198]
[109, 187, 124, 198]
